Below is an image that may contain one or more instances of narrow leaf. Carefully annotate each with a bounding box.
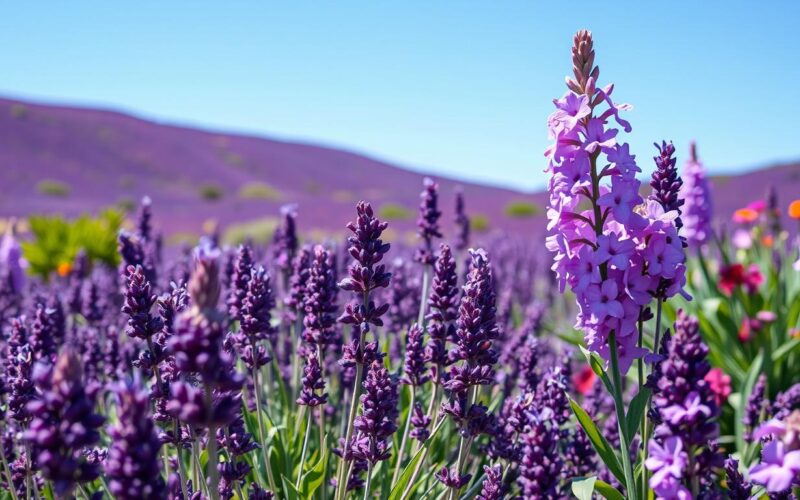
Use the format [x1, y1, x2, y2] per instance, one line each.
[569, 397, 626, 484]
[624, 387, 651, 442]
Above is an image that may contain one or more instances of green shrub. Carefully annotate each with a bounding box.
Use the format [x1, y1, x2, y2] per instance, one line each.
[22, 209, 123, 279]
[36, 179, 71, 197]
[199, 184, 224, 201]
[378, 203, 412, 220]
[238, 182, 283, 201]
[471, 214, 490, 232]
[222, 217, 279, 246]
[504, 200, 540, 218]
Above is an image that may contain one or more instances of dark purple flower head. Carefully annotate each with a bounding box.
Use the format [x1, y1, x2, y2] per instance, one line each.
[338, 201, 391, 296]
[239, 266, 276, 341]
[30, 302, 59, 362]
[476, 464, 505, 500]
[118, 230, 157, 285]
[7, 342, 35, 423]
[409, 402, 431, 442]
[297, 353, 327, 407]
[227, 245, 253, 321]
[744, 374, 767, 438]
[285, 246, 311, 321]
[24, 350, 105, 497]
[137, 195, 154, 242]
[401, 323, 429, 386]
[166, 381, 240, 428]
[159, 282, 189, 337]
[772, 383, 800, 421]
[450, 248, 499, 369]
[122, 265, 164, 340]
[105, 378, 166, 500]
[415, 177, 442, 265]
[454, 188, 470, 252]
[217, 415, 259, 456]
[650, 141, 684, 231]
[352, 360, 399, 464]
[272, 204, 298, 272]
[425, 244, 459, 369]
[724, 457, 752, 500]
[517, 411, 562, 498]
[435, 466, 471, 490]
[248, 484, 275, 500]
[302, 245, 339, 347]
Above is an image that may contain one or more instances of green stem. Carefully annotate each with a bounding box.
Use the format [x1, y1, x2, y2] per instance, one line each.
[296, 409, 313, 488]
[334, 358, 364, 500]
[362, 461, 373, 500]
[418, 266, 431, 327]
[609, 331, 638, 500]
[205, 386, 220, 500]
[0, 442, 19, 500]
[251, 363, 277, 492]
[390, 386, 416, 488]
[401, 418, 446, 498]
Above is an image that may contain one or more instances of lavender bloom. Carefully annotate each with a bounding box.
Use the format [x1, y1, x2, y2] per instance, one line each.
[227, 245, 253, 321]
[217, 415, 259, 456]
[272, 204, 298, 273]
[30, 302, 58, 362]
[680, 142, 713, 248]
[136, 195, 154, 242]
[772, 383, 800, 420]
[401, 323, 429, 386]
[218, 461, 250, 500]
[384, 258, 419, 341]
[338, 202, 391, 366]
[7, 342, 35, 423]
[415, 177, 442, 265]
[240, 267, 276, 341]
[351, 360, 399, 464]
[435, 467, 471, 490]
[750, 439, 800, 493]
[248, 484, 275, 499]
[285, 246, 311, 321]
[118, 230, 157, 285]
[0, 227, 27, 295]
[302, 245, 339, 347]
[645, 437, 690, 498]
[425, 244, 458, 371]
[24, 350, 104, 496]
[105, 379, 166, 499]
[476, 464, 505, 500]
[724, 457, 752, 500]
[409, 402, 431, 442]
[454, 188, 470, 252]
[745, 374, 767, 438]
[517, 412, 562, 498]
[297, 353, 327, 407]
[122, 265, 165, 341]
[650, 141, 684, 231]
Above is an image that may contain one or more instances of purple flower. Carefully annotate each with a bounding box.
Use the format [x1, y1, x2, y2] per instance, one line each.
[415, 177, 442, 265]
[302, 245, 339, 347]
[227, 245, 253, 321]
[296, 353, 327, 407]
[435, 467, 471, 489]
[680, 142, 713, 248]
[401, 323, 429, 386]
[351, 360, 399, 464]
[660, 391, 712, 427]
[724, 457, 752, 500]
[409, 403, 431, 442]
[122, 265, 164, 341]
[272, 204, 298, 273]
[650, 141, 684, 232]
[749, 440, 800, 493]
[645, 436, 687, 491]
[517, 411, 562, 498]
[24, 350, 105, 496]
[454, 189, 470, 252]
[105, 378, 166, 499]
[584, 279, 624, 320]
[425, 244, 459, 370]
[475, 464, 505, 500]
[285, 246, 311, 321]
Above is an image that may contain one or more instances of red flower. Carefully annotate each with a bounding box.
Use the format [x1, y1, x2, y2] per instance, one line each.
[572, 364, 596, 395]
[719, 263, 763, 295]
[704, 367, 731, 406]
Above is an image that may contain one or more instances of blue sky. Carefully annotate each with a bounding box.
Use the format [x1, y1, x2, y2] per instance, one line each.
[1, 2, 797, 191]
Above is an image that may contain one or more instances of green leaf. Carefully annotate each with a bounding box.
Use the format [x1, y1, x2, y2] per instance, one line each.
[595, 479, 626, 500]
[280, 475, 301, 500]
[568, 397, 626, 485]
[772, 338, 800, 364]
[387, 418, 446, 500]
[579, 345, 614, 394]
[624, 388, 651, 442]
[299, 446, 328, 498]
[571, 476, 597, 500]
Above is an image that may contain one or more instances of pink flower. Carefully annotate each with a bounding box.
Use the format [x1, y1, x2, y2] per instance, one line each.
[572, 364, 596, 395]
[704, 368, 732, 406]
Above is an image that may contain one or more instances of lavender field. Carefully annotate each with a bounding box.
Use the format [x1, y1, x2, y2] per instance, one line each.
[2, 28, 800, 500]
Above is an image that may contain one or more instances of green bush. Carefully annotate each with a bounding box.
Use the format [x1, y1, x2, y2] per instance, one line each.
[504, 200, 540, 218]
[378, 203, 412, 220]
[36, 179, 71, 197]
[238, 182, 283, 201]
[222, 217, 279, 246]
[199, 184, 224, 201]
[471, 214, 490, 232]
[22, 209, 123, 279]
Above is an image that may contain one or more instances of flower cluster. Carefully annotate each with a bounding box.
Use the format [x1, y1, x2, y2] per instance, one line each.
[415, 177, 442, 265]
[679, 142, 713, 248]
[545, 29, 687, 372]
[351, 360, 399, 464]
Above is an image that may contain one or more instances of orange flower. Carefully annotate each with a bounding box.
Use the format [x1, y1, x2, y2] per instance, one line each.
[761, 234, 774, 247]
[57, 262, 72, 277]
[733, 208, 758, 223]
[789, 199, 800, 220]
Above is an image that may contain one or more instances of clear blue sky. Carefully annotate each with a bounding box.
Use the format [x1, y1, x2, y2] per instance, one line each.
[1, 2, 797, 191]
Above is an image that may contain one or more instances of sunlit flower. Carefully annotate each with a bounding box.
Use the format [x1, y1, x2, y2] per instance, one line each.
[733, 208, 759, 224]
[788, 199, 800, 220]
